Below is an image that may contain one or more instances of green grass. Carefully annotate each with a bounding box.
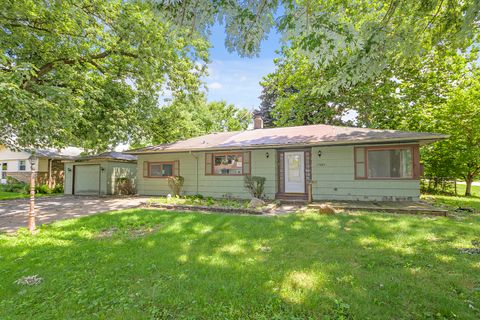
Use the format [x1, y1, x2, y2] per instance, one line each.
[423, 194, 480, 213]
[149, 195, 251, 208]
[0, 190, 30, 200]
[453, 184, 480, 197]
[422, 184, 480, 213]
[1, 210, 479, 319]
[0, 191, 60, 201]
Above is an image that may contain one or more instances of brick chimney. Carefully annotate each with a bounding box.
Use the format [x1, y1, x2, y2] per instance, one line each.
[253, 115, 264, 129]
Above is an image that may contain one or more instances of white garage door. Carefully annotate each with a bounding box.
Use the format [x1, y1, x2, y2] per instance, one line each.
[74, 165, 100, 195]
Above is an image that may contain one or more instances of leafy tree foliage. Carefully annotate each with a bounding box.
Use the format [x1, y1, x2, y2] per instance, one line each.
[137, 95, 251, 146]
[424, 75, 480, 196]
[259, 47, 476, 128]
[1, 0, 208, 151]
[2, 0, 479, 151]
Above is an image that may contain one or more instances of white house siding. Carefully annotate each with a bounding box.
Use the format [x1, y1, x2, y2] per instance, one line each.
[137, 149, 277, 199]
[0, 149, 38, 171]
[311, 145, 420, 201]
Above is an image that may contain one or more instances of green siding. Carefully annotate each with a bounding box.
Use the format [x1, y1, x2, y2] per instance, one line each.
[64, 161, 137, 196]
[137, 149, 277, 199]
[311, 146, 420, 201]
[136, 145, 420, 201]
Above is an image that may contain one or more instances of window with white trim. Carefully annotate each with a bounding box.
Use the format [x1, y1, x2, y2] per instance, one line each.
[18, 160, 26, 171]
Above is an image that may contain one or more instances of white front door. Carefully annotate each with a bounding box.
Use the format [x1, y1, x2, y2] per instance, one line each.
[284, 152, 305, 193]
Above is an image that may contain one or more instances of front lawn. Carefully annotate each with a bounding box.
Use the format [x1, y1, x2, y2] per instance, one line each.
[0, 190, 31, 200]
[148, 195, 251, 208]
[0, 191, 60, 201]
[1, 210, 479, 319]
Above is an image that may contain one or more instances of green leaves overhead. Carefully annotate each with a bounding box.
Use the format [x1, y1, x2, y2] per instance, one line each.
[1, 0, 208, 151]
[137, 94, 251, 146]
[2, 0, 479, 151]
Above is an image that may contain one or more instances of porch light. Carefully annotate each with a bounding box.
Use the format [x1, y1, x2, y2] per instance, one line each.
[67, 168, 72, 172]
[317, 150, 322, 158]
[265, 152, 270, 159]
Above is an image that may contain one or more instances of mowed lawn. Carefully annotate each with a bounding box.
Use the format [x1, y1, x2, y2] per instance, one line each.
[423, 184, 480, 212]
[0, 191, 60, 201]
[1, 209, 479, 319]
[0, 191, 30, 201]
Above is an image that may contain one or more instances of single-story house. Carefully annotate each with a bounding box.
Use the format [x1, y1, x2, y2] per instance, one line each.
[64, 152, 137, 196]
[127, 117, 447, 201]
[0, 146, 79, 187]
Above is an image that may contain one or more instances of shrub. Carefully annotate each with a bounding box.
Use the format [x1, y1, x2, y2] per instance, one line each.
[167, 176, 184, 196]
[1, 179, 28, 193]
[244, 176, 266, 199]
[51, 184, 64, 194]
[115, 178, 135, 195]
[35, 184, 51, 194]
[191, 194, 204, 200]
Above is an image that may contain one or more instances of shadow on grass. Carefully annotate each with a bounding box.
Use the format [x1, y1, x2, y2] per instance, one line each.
[1, 209, 479, 319]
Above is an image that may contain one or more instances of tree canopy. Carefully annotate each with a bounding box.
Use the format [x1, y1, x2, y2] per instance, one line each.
[136, 94, 251, 146]
[422, 72, 480, 196]
[1, 0, 208, 151]
[1, 0, 479, 152]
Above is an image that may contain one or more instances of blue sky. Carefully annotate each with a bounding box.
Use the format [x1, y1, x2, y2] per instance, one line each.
[203, 24, 281, 111]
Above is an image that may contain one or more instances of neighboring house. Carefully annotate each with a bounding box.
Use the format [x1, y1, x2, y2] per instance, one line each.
[127, 117, 447, 201]
[0, 146, 79, 187]
[64, 152, 137, 196]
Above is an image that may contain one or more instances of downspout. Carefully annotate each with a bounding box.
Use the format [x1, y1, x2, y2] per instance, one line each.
[189, 151, 199, 194]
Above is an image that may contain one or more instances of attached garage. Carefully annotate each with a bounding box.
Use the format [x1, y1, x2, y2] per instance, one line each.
[64, 152, 137, 196]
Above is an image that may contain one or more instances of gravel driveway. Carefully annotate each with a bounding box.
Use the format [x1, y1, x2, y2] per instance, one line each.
[0, 196, 151, 234]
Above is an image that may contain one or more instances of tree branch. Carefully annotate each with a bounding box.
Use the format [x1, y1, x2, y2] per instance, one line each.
[421, 0, 445, 34]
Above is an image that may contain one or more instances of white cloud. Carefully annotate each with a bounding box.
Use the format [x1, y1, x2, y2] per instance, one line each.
[209, 81, 223, 89]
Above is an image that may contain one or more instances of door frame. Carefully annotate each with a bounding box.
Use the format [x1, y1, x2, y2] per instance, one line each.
[72, 164, 101, 196]
[276, 148, 312, 199]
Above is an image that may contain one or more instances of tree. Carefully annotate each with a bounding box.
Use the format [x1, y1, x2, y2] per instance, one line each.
[430, 75, 480, 196]
[136, 94, 251, 146]
[258, 46, 476, 129]
[276, 0, 479, 95]
[1, 0, 208, 152]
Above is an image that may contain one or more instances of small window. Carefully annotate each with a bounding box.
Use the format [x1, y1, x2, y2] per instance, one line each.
[19, 160, 26, 171]
[213, 153, 243, 175]
[1, 163, 6, 171]
[148, 162, 175, 178]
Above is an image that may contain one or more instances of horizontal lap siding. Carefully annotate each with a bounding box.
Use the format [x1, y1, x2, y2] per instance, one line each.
[312, 146, 420, 201]
[137, 149, 276, 199]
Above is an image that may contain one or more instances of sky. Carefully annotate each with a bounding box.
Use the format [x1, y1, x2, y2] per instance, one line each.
[203, 23, 281, 111]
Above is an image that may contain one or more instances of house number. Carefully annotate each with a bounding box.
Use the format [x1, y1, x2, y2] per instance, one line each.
[318, 163, 326, 167]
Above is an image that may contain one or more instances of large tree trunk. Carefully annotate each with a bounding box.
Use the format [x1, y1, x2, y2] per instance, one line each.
[465, 176, 473, 197]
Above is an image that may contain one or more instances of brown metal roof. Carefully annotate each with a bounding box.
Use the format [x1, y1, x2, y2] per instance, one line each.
[127, 124, 448, 154]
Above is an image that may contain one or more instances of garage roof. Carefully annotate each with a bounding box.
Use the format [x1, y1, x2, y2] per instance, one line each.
[74, 152, 137, 162]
